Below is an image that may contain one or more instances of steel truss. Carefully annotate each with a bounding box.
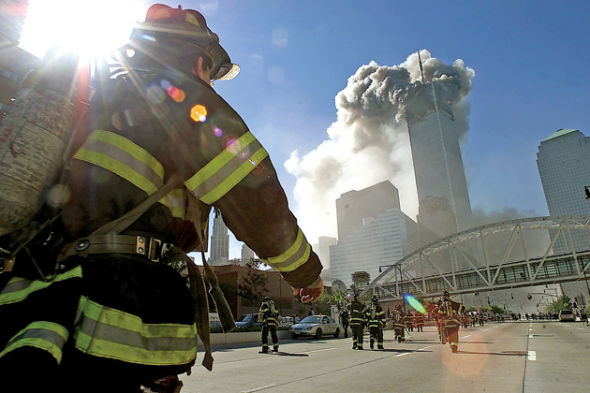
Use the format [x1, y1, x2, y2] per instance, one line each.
[363, 216, 590, 300]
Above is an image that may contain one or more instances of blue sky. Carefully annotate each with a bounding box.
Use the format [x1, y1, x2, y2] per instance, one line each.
[192, 1, 590, 257]
[19, 1, 590, 258]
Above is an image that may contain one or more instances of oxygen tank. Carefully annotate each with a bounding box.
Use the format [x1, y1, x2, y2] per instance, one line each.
[0, 51, 81, 236]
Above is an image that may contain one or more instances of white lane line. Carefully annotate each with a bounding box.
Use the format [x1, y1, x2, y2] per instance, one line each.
[241, 384, 277, 393]
[395, 345, 432, 357]
[303, 348, 337, 354]
[527, 350, 537, 361]
[461, 334, 471, 339]
[482, 329, 488, 332]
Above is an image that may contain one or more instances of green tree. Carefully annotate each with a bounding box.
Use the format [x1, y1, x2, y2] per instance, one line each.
[237, 263, 268, 314]
[544, 295, 571, 314]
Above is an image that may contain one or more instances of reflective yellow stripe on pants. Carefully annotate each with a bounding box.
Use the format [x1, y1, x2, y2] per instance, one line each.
[0, 321, 69, 363]
[74, 296, 197, 366]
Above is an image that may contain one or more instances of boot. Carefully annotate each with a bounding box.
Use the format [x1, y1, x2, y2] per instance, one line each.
[370, 339, 374, 350]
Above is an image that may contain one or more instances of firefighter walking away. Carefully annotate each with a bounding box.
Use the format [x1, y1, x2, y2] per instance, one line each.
[366, 295, 385, 350]
[393, 304, 407, 343]
[349, 293, 366, 350]
[259, 296, 279, 353]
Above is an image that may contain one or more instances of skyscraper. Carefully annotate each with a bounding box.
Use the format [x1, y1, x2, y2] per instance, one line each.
[537, 128, 590, 252]
[335, 181, 400, 241]
[209, 211, 229, 266]
[406, 104, 472, 238]
[330, 207, 420, 287]
[241, 243, 255, 264]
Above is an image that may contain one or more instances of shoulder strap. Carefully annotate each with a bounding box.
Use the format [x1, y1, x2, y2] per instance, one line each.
[90, 173, 183, 236]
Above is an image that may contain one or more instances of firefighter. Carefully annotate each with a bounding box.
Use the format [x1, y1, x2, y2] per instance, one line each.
[393, 304, 407, 343]
[438, 290, 465, 353]
[340, 305, 350, 338]
[259, 296, 279, 353]
[0, 4, 323, 392]
[349, 293, 366, 350]
[365, 295, 386, 350]
[414, 312, 425, 332]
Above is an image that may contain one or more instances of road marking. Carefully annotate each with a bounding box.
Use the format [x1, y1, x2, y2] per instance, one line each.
[395, 345, 432, 357]
[482, 329, 488, 332]
[528, 334, 534, 338]
[461, 334, 471, 339]
[303, 347, 337, 354]
[527, 350, 536, 361]
[241, 384, 276, 393]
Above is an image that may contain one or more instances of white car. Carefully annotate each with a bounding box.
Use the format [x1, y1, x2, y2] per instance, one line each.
[289, 315, 340, 339]
[558, 310, 575, 322]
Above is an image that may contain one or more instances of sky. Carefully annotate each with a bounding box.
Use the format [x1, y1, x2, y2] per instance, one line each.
[18, 0, 590, 259]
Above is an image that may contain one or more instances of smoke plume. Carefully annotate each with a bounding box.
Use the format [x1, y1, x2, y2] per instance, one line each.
[285, 50, 475, 242]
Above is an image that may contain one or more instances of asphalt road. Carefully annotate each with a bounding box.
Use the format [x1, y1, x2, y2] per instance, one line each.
[180, 321, 590, 393]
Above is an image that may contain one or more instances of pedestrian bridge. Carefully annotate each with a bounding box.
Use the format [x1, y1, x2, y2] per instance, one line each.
[363, 216, 590, 300]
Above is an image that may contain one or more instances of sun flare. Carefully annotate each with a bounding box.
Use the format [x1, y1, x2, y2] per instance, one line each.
[19, 0, 146, 59]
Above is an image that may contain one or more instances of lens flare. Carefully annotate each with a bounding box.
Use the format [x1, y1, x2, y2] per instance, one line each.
[190, 104, 207, 122]
[404, 293, 426, 314]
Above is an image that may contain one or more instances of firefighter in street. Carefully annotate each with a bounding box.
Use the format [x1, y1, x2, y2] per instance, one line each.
[438, 290, 465, 353]
[414, 311, 425, 332]
[349, 293, 366, 350]
[365, 295, 386, 350]
[393, 304, 407, 343]
[340, 303, 350, 338]
[0, 4, 323, 392]
[259, 296, 279, 353]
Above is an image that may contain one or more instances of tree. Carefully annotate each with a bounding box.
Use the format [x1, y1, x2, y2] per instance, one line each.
[545, 295, 571, 314]
[237, 262, 268, 313]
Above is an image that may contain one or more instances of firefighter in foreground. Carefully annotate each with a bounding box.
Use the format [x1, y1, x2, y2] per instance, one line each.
[438, 290, 465, 353]
[349, 293, 366, 350]
[259, 296, 279, 353]
[365, 295, 386, 350]
[0, 4, 323, 392]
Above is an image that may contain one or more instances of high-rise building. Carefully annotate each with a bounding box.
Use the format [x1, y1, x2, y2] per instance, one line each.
[405, 83, 472, 238]
[209, 211, 229, 265]
[335, 181, 400, 241]
[313, 236, 337, 281]
[330, 208, 420, 287]
[241, 243, 255, 264]
[537, 128, 590, 253]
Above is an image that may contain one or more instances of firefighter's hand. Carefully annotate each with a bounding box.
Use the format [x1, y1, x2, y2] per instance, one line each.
[292, 277, 323, 303]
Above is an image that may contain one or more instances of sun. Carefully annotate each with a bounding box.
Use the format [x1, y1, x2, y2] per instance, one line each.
[19, 0, 147, 60]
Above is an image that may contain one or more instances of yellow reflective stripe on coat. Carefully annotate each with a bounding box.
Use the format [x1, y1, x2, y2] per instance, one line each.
[73, 130, 164, 195]
[264, 228, 311, 272]
[185, 131, 269, 204]
[74, 296, 197, 366]
[0, 266, 83, 305]
[0, 321, 69, 363]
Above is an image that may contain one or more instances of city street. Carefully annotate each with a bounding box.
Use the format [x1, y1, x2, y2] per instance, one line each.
[181, 321, 590, 393]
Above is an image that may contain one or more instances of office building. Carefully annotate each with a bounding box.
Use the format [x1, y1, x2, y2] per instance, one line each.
[536, 128, 590, 253]
[241, 243, 255, 264]
[209, 211, 229, 265]
[335, 181, 400, 241]
[330, 208, 420, 287]
[313, 236, 337, 281]
[407, 110, 472, 237]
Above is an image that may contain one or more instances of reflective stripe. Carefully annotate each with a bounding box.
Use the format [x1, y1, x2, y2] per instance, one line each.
[0, 266, 83, 305]
[74, 296, 197, 366]
[160, 188, 187, 219]
[74, 130, 164, 195]
[264, 229, 311, 273]
[185, 132, 269, 204]
[0, 321, 69, 363]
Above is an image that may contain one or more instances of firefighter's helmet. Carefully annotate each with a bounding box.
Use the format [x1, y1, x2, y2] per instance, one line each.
[371, 295, 379, 304]
[442, 290, 450, 299]
[131, 3, 239, 80]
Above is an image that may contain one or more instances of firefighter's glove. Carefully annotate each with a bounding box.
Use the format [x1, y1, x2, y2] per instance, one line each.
[292, 277, 323, 303]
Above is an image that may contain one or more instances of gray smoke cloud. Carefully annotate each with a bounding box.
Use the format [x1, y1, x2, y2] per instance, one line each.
[285, 50, 475, 242]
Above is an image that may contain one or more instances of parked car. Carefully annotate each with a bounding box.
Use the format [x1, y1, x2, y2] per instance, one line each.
[558, 310, 575, 322]
[289, 315, 340, 339]
[210, 312, 221, 330]
[235, 313, 261, 328]
[279, 316, 294, 327]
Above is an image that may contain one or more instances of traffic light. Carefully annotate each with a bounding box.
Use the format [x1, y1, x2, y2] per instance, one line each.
[527, 295, 532, 300]
[585, 186, 590, 199]
[511, 293, 514, 299]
